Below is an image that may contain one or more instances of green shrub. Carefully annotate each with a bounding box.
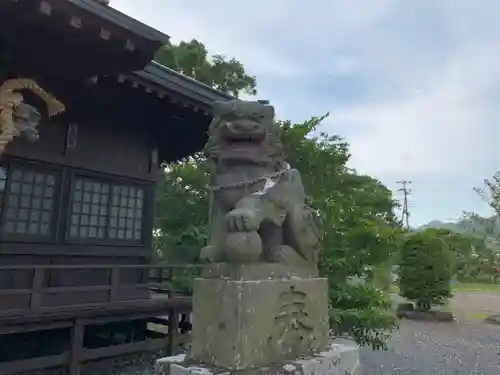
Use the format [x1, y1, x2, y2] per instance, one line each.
[398, 230, 453, 311]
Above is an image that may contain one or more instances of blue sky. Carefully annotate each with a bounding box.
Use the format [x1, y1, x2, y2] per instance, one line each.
[113, 0, 500, 226]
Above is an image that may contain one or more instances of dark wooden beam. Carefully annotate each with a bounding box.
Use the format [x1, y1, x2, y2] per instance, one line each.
[68, 319, 84, 375]
[1, 34, 143, 77]
[0, 353, 69, 375]
[113, 74, 211, 115]
[80, 337, 168, 361]
[0, 1, 151, 77]
[89, 76, 211, 162]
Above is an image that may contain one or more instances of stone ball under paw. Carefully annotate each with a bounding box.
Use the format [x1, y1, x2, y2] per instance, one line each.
[224, 231, 262, 263]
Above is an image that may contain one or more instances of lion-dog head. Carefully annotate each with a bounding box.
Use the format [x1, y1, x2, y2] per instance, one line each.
[204, 100, 286, 172]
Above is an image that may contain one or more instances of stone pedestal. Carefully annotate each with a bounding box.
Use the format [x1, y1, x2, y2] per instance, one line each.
[155, 263, 361, 375]
[157, 340, 361, 375]
[188, 264, 329, 371]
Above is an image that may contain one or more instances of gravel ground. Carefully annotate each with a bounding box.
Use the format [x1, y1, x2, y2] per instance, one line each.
[361, 292, 500, 375]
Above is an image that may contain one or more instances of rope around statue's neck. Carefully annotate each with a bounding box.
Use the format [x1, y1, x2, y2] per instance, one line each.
[205, 165, 290, 246]
[207, 169, 287, 191]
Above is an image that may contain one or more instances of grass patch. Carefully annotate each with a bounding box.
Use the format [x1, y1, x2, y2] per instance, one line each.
[388, 282, 500, 294]
[467, 312, 488, 320]
[453, 282, 500, 293]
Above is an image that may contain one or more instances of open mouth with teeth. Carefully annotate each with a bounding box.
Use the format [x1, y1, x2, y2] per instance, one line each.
[223, 133, 265, 146]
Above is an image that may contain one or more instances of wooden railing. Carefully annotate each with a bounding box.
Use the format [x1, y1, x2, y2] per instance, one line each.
[0, 263, 200, 375]
[0, 264, 201, 318]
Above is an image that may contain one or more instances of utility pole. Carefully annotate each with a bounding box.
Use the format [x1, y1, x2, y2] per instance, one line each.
[397, 180, 412, 229]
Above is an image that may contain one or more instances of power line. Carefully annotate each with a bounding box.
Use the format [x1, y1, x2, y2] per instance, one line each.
[397, 180, 412, 229]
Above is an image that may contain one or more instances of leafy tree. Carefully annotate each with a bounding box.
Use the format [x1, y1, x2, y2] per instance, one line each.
[426, 228, 489, 282]
[153, 154, 208, 264]
[460, 214, 500, 283]
[398, 229, 454, 311]
[154, 39, 257, 97]
[155, 115, 400, 349]
[281, 117, 399, 348]
[459, 172, 500, 282]
[474, 172, 500, 215]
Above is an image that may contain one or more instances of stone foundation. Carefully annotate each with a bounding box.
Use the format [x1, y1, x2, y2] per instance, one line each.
[189, 272, 329, 370]
[158, 263, 359, 375]
[156, 339, 360, 375]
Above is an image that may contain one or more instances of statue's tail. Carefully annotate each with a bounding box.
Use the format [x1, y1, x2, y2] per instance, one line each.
[284, 205, 322, 263]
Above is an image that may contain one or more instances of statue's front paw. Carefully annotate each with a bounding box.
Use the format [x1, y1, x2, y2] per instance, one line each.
[199, 245, 219, 263]
[226, 209, 260, 232]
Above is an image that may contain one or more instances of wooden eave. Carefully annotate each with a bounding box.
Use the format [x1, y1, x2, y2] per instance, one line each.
[64, 0, 170, 49]
[84, 63, 233, 162]
[0, 0, 170, 76]
[66, 0, 170, 45]
[106, 61, 233, 114]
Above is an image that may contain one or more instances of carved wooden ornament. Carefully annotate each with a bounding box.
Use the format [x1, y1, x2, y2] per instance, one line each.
[0, 78, 65, 156]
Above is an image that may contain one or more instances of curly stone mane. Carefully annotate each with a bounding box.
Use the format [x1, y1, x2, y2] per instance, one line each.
[203, 100, 286, 170]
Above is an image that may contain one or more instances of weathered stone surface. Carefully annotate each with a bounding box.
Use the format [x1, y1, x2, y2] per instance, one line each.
[189, 276, 329, 370]
[201, 263, 319, 280]
[484, 313, 500, 325]
[200, 99, 322, 269]
[157, 340, 360, 375]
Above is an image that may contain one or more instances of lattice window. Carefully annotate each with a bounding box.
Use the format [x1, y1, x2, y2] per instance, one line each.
[3, 167, 57, 236]
[109, 185, 143, 241]
[69, 179, 109, 239]
[69, 176, 145, 242]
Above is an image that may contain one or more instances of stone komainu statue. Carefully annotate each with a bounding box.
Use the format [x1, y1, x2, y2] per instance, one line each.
[200, 100, 322, 266]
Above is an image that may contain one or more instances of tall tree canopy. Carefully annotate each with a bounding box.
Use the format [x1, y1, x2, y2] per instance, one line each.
[462, 172, 500, 282]
[423, 228, 488, 282]
[154, 39, 257, 97]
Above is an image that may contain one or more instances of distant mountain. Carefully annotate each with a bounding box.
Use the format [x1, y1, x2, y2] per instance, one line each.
[418, 220, 467, 232]
[417, 217, 499, 236]
[417, 217, 500, 252]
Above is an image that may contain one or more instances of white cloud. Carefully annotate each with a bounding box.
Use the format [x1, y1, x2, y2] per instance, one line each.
[113, 0, 307, 78]
[113, 0, 396, 78]
[332, 43, 500, 178]
[326, 56, 362, 76]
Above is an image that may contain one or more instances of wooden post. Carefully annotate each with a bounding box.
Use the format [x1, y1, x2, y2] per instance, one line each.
[157, 266, 163, 284]
[68, 319, 84, 375]
[167, 309, 179, 355]
[109, 266, 120, 302]
[166, 267, 173, 297]
[30, 268, 44, 310]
